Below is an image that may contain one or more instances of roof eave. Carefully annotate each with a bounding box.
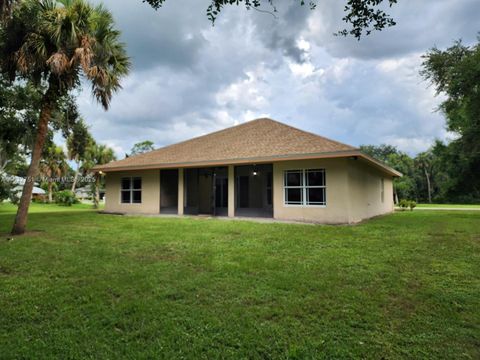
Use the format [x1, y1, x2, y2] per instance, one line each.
[92, 149, 401, 177]
[357, 153, 403, 177]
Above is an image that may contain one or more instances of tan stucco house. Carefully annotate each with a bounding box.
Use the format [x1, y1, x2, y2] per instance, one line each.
[94, 118, 401, 224]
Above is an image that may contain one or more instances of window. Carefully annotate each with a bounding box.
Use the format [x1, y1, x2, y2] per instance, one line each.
[121, 177, 142, 204]
[381, 178, 385, 203]
[284, 169, 326, 206]
[284, 170, 303, 205]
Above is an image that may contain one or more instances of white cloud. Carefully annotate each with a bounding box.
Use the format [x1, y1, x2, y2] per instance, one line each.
[288, 61, 317, 78]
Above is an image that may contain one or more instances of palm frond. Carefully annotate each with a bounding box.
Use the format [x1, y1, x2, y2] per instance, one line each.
[1, 0, 129, 109]
[46, 51, 69, 74]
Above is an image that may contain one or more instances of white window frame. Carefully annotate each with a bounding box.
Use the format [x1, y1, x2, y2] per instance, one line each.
[283, 169, 326, 207]
[120, 177, 142, 204]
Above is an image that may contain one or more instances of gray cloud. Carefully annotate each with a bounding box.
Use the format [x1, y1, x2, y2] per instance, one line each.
[307, 0, 480, 60]
[77, 0, 478, 157]
[250, 0, 312, 63]
[100, 0, 210, 71]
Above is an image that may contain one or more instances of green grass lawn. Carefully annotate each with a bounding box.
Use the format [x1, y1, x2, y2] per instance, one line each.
[0, 202, 103, 214]
[416, 203, 480, 209]
[0, 204, 479, 359]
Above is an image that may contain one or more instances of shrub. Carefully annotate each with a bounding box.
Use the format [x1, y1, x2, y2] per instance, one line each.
[399, 199, 416, 211]
[54, 190, 79, 206]
[399, 199, 409, 210]
[409, 200, 417, 211]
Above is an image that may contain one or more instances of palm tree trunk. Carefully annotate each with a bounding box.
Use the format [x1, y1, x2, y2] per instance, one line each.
[71, 159, 80, 192]
[11, 86, 57, 235]
[48, 182, 53, 203]
[425, 168, 432, 203]
[94, 174, 100, 209]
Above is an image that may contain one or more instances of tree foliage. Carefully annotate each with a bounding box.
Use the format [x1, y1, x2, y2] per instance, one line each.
[361, 145, 418, 202]
[358, 144, 397, 163]
[67, 119, 92, 163]
[421, 39, 480, 202]
[0, 74, 78, 182]
[0, 173, 13, 202]
[83, 142, 116, 208]
[130, 140, 155, 156]
[0, 0, 130, 106]
[0, 75, 42, 169]
[67, 118, 93, 191]
[0, 0, 14, 20]
[54, 189, 79, 206]
[82, 143, 116, 174]
[144, 0, 397, 39]
[361, 141, 477, 204]
[39, 144, 68, 202]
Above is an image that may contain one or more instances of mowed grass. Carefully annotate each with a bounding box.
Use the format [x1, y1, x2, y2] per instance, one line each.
[416, 203, 480, 209]
[0, 202, 99, 213]
[0, 205, 479, 359]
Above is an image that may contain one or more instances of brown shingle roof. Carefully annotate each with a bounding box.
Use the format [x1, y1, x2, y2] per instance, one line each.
[95, 118, 401, 176]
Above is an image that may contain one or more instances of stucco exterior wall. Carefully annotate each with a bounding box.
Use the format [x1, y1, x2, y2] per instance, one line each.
[272, 158, 394, 223]
[104, 170, 160, 214]
[104, 158, 394, 223]
[347, 159, 394, 223]
[273, 158, 351, 224]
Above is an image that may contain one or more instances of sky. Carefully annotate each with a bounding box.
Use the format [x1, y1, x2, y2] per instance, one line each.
[75, 0, 480, 158]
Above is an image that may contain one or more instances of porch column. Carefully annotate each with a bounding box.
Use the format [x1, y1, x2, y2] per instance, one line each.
[178, 168, 184, 215]
[228, 165, 235, 217]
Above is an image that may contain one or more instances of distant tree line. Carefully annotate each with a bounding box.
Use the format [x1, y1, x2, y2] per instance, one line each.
[359, 143, 471, 204]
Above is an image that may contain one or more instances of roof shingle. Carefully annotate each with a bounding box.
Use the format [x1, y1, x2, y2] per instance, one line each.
[97, 118, 358, 171]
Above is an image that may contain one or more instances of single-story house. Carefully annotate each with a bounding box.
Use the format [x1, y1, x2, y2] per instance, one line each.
[13, 185, 46, 201]
[94, 118, 401, 224]
[75, 186, 105, 202]
[75, 187, 91, 200]
[4, 175, 47, 201]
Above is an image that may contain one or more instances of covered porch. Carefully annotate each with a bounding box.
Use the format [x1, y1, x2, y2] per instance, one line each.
[160, 164, 273, 218]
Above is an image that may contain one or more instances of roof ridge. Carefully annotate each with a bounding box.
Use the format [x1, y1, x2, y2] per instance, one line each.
[122, 118, 271, 163]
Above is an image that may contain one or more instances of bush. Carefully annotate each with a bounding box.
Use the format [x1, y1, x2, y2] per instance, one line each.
[32, 195, 49, 203]
[399, 199, 416, 211]
[409, 200, 416, 211]
[54, 190, 79, 206]
[399, 199, 409, 210]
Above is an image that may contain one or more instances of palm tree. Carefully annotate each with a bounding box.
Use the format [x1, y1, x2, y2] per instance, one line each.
[1, 0, 130, 235]
[83, 143, 115, 208]
[67, 119, 92, 192]
[39, 144, 68, 202]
